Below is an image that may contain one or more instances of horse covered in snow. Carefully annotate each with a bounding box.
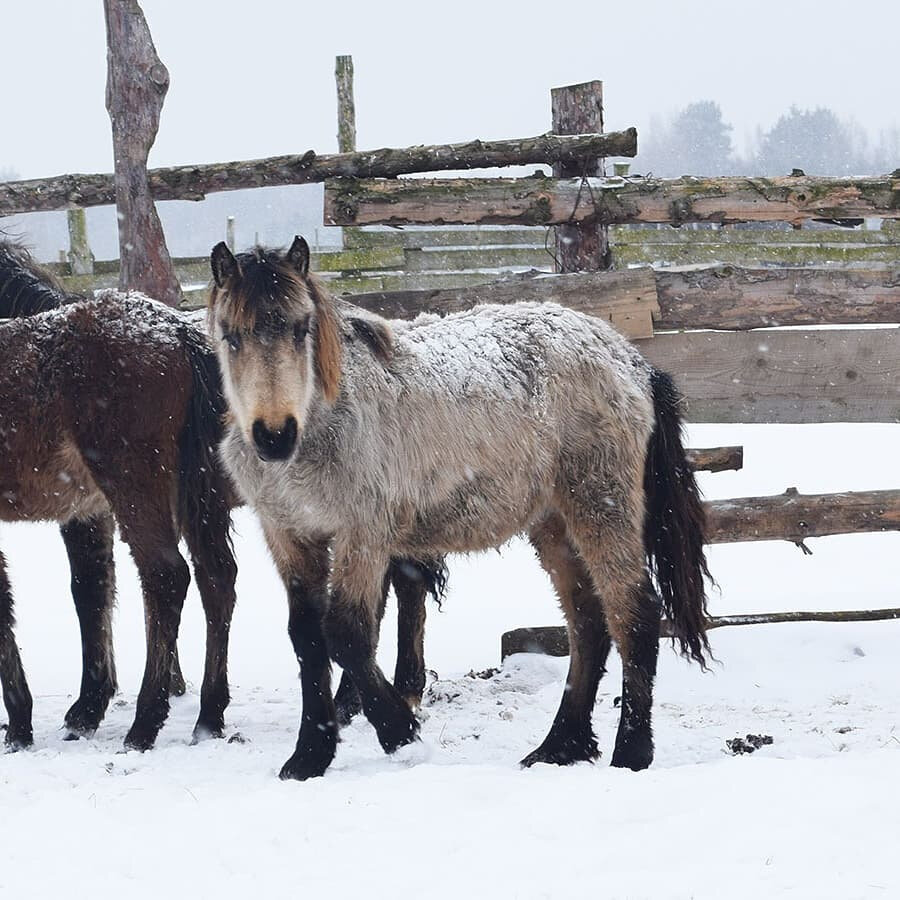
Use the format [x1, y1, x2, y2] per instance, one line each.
[0, 239, 237, 750]
[208, 235, 711, 781]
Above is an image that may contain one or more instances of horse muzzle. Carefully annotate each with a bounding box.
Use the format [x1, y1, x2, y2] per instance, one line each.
[251, 416, 298, 462]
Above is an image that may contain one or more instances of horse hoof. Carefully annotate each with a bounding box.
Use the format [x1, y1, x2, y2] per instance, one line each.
[123, 726, 158, 752]
[191, 721, 225, 744]
[64, 702, 104, 739]
[610, 736, 653, 771]
[378, 715, 420, 755]
[4, 727, 34, 752]
[520, 734, 599, 768]
[278, 749, 332, 782]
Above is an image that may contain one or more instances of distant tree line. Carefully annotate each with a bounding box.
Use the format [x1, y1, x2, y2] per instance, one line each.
[633, 101, 900, 177]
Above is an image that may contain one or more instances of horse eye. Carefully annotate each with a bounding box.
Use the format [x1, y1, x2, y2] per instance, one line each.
[224, 332, 242, 352]
[294, 321, 310, 344]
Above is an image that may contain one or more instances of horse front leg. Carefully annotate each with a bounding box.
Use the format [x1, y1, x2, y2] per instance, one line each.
[326, 548, 419, 755]
[60, 514, 118, 739]
[263, 526, 337, 781]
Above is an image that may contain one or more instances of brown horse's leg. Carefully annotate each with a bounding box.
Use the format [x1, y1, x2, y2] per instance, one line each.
[60, 514, 118, 738]
[0, 549, 33, 749]
[521, 513, 612, 767]
[391, 559, 429, 710]
[325, 548, 419, 758]
[115, 511, 190, 752]
[263, 525, 337, 781]
[184, 517, 238, 741]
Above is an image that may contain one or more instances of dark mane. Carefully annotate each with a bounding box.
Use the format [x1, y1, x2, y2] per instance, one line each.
[0, 239, 73, 318]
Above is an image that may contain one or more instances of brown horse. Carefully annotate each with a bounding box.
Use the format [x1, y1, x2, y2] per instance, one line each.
[208, 237, 711, 781]
[0, 239, 237, 750]
[0, 240, 440, 749]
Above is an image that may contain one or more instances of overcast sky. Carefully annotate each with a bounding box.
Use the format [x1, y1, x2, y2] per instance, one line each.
[4, 0, 899, 179]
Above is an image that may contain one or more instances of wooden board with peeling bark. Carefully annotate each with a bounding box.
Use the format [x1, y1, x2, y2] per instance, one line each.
[324, 174, 900, 228]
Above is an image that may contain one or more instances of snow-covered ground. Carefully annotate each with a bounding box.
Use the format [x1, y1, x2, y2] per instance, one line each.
[2, 424, 899, 899]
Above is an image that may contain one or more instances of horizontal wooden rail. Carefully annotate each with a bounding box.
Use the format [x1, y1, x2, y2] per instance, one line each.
[500, 486, 900, 658]
[345, 265, 900, 331]
[501, 607, 900, 659]
[324, 173, 900, 227]
[686, 446, 743, 473]
[707, 487, 900, 543]
[0, 131, 637, 217]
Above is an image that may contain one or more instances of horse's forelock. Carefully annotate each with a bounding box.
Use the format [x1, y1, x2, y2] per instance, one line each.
[214, 247, 312, 333]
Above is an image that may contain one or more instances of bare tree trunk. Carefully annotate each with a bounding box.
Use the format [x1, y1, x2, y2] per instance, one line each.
[104, 0, 181, 307]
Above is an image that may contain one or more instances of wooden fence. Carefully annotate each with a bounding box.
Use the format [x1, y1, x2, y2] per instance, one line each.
[4, 62, 899, 653]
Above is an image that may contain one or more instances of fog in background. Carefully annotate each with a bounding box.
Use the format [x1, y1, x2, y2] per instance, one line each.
[3, 0, 899, 259]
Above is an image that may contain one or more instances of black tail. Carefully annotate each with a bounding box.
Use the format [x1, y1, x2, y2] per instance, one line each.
[0, 239, 71, 318]
[643, 370, 711, 667]
[176, 325, 235, 569]
[415, 557, 449, 609]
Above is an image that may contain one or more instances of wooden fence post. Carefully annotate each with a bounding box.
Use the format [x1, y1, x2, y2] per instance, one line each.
[226, 215, 236, 252]
[103, 0, 182, 307]
[66, 208, 93, 276]
[335, 55, 357, 153]
[550, 80, 610, 271]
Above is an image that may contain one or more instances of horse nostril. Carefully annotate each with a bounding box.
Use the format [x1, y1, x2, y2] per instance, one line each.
[252, 418, 298, 462]
[284, 416, 298, 446]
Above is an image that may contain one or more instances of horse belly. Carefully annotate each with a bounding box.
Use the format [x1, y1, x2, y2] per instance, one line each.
[0, 439, 109, 523]
[396, 470, 546, 556]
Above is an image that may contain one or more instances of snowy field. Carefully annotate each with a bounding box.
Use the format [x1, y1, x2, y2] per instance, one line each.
[2, 423, 899, 899]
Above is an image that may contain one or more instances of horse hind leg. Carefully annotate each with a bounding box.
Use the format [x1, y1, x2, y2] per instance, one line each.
[521, 513, 612, 767]
[114, 511, 190, 752]
[0, 550, 33, 749]
[391, 558, 430, 710]
[565, 506, 661, 772]
[184, 513, 238, 741]
[60, 514, 118, 739]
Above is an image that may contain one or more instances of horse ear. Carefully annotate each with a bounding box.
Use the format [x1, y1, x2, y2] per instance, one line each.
[211, 242, 240, 288]
[313, 291, 342, 404]
[287, 236, 310, 276]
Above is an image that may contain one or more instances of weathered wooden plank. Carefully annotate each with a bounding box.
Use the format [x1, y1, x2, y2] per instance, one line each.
[655, 266, 900, 330]
[709, 486, 900, 543]
[333, 266, 900, 331]
[402, 246, 549, 272]
[611, 225, 900, 245]
[343, 227, 546, 250]
[636, 329, 900, 423]
[615, 242, 900, 267]
[346, 267, 659, 339]
[0, 131, 637, 217]
[324, 174, 900, 227]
